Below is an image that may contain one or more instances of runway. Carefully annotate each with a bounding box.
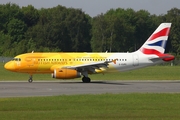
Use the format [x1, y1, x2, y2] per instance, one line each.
[0, 80, 180, 97]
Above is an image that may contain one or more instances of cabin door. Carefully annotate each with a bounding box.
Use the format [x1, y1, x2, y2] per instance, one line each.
[25, 57, 35, 67]
[133, 54, 139, 66]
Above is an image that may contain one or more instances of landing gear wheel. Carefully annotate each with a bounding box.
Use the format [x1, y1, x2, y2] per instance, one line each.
[28, 79, 33, 83]
[28, 75, 33, 83]
[82, 77, 91, 83]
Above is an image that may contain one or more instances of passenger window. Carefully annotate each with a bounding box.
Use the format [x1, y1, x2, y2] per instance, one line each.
[17, 58, 21, 61]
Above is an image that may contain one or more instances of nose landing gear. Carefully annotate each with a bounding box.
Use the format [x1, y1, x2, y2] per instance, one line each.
[28, 75, 33, 83]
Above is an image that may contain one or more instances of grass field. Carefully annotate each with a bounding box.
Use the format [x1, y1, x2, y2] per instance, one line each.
[0, 93, 180, 120]
[1, 62, 180, 119]
[1, 62, 180, 81]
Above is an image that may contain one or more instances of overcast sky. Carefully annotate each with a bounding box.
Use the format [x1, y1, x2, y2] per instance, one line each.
[0, 0, 180, 17]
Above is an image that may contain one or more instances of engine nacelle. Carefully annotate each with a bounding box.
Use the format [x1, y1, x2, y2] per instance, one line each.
[52, 68, 81, 79]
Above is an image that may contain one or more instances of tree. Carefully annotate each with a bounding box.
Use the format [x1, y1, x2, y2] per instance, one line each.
[65, 8, 92, 52]
[0, 31, 12, 56]
[91, 14, 108, 52]
[7, 18, 27, 42]
[0, 3, 23, 33]
[165, 8, 180, 56]
[91, 8, 136, 52]
[21, 5, 39, 27]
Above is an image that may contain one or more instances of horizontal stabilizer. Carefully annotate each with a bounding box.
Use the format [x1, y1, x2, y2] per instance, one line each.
[149, 54, 175, 62]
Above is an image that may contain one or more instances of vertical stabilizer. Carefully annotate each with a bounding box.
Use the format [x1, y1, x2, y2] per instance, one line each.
[139, 23, 171, 55]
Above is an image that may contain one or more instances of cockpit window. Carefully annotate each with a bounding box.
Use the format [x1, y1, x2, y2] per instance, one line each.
[12, 58, 21, 61]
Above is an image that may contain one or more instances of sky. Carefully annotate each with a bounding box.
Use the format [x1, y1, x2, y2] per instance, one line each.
[0, 0, 180, 17]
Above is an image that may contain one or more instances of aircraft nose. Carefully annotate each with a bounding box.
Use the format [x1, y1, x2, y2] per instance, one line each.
[4, 62, 15, 71]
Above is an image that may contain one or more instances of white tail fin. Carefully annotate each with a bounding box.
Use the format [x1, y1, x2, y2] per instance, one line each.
[139, 23, 171, 55]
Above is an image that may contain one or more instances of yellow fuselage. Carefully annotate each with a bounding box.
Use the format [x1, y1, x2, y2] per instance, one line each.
[4, 52, 119, 74]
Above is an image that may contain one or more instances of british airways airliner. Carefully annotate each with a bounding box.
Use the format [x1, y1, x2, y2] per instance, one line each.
[4, 23, 174, 83]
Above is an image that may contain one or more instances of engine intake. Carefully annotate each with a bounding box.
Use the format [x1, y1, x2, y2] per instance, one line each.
[52, 68, 81, 79]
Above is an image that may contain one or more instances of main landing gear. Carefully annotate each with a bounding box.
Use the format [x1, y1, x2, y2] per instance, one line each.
[28, 75, 33, 83]
[82, 76, 91, 83]
[81, 71, 91, 83]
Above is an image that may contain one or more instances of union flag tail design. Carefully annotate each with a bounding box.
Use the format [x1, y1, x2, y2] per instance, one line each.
[139, 23, 174, 61]
[139, 23, 171, 55]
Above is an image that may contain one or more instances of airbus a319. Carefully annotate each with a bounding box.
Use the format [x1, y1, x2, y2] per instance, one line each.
[4, 23, 174, 83]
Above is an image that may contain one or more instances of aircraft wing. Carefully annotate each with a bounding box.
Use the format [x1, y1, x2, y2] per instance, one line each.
[62, 59, 117, 73]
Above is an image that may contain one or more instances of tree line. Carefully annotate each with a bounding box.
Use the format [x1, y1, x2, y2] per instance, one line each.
[0, 3, 180, 58]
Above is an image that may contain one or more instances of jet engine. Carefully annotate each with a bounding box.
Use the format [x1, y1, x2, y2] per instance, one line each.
[52, 68, 81, 79]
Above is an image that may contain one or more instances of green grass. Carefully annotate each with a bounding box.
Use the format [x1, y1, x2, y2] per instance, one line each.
[0, 93, 180, 120]
[1, 62, 180, 81]
[1, 62, 180, 119]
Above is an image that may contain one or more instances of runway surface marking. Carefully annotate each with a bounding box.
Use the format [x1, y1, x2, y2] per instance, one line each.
[0, 80, 180, 97]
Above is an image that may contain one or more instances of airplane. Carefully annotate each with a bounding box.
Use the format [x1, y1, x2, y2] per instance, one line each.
[4, 23, 174, 83]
